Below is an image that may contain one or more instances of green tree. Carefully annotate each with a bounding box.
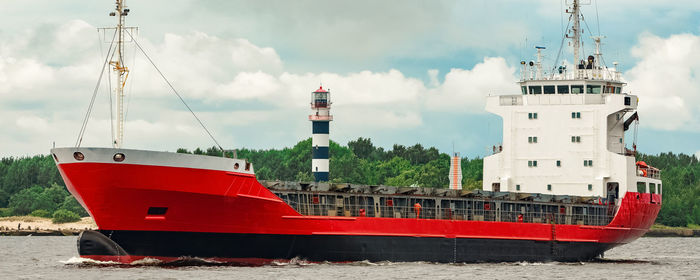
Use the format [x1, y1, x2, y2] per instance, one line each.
[30, 209, 52, 218]
[35, 183, 69, 212]
[295, 171, 314, 182]
[52, 209, 81, 224]
[348, 137, 377, 159]
[8, 185, 43, 215]
[0, 189, 9, 208]
[59, 196, 90, 217]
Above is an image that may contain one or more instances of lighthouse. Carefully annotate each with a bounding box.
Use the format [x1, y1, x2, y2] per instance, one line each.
[309, 86, 333, 182]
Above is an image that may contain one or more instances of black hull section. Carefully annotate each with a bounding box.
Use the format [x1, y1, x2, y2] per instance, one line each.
[79, 230, 615, 263]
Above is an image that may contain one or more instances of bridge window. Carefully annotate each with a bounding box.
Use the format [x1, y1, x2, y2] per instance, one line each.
[615, 87, 621, 94]
[604, 85, 615, 94]
[571, 85, 584, 94]
[544, 85, 555, 94]
[637, 182, 646, 193]
[529, 86, 542, 94]
[557, 85, 569, 94]
[521, 86, 527, 95]
[649, 183, 656, 194]
[587, 85, 602, 94]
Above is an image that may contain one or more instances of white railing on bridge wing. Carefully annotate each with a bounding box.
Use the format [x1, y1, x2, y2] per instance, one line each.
[523, 68, 621, 81]
[498, 94, 607, 106]
[637, 166, 661, 180]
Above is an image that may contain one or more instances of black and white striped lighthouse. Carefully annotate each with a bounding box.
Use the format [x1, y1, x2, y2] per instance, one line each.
[309, 86, 332, 182]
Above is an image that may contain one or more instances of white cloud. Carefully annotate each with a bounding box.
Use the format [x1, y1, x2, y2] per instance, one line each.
[15, 115, 49, 131]
[625, 33, 700, 131]
[13, 16, 700, 158]
[428, 69, 440, 88]
[0, 21, 521, 157]
[426, 57, 519, 111]
[214, 71, 281, 100]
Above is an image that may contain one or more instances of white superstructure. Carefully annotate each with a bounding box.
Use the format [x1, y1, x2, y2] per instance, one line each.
[482, 0, 661, 203]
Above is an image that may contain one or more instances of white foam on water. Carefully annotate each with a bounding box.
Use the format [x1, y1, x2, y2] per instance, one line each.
[60, 256, 119, 266]
[271, 257, 314, 266]
[129, 257, 162, 266]
[513, 261, 556, 266]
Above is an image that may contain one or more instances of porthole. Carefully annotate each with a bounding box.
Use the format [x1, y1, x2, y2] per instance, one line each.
[73, 152, 84, 161]
[234, 163, 240, 170]
[113, 153, 125, 162]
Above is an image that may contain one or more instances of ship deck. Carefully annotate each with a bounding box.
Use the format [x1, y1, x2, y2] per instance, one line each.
[262, 181, 615, 226]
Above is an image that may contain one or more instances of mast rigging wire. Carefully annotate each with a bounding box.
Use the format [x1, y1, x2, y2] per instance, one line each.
[551, 20, 571, 73]
[123, 41, 137, 133]
[97, 29, 116, 146]
[124, 29, 225, 154]
[76, 30, 118, 147]
[595, 0, 601, 36]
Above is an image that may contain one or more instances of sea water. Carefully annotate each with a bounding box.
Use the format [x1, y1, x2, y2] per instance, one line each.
[0, 236, 697, 279]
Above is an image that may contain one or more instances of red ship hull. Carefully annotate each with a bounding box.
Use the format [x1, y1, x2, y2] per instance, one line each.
[52, 148, 661, 264]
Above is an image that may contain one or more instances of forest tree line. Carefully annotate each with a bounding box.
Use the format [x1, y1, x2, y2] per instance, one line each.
[0, 137, 698, 227]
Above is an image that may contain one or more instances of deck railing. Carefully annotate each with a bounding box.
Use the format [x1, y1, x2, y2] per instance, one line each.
[637, 166, 661, 179]
[277, 192, 615, 226]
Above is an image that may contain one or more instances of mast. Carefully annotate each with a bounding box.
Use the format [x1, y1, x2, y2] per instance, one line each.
[569, 0, 581, 66]
[109, 0, 130, 148]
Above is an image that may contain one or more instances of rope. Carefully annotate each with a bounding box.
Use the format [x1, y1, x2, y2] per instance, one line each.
[124, 40, 137, 132]
[97, 28, 115, 146]
[106, 32, 116, 147]
[124, 29, 225, 154]
[76, 30, 118, 147]
[551, 20, 571, 73]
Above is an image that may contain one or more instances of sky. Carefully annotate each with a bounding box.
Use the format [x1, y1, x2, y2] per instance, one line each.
[1, 0, 700, 158]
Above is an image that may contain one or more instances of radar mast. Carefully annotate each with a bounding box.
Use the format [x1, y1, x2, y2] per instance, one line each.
[107, 0, 135, 148]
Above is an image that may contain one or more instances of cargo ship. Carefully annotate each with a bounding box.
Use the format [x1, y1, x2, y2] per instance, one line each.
[51, 0, 661, 263]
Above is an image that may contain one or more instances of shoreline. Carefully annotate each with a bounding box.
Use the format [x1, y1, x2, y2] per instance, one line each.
[0, 216, 96, 236]
[645, 225, 700, 237]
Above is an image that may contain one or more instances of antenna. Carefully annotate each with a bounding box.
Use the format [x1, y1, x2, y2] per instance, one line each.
[535, 46, 546, 79]
[113, 0, 127, 148]
[594, 0, 601, 36]
[591, 36, 606, 68]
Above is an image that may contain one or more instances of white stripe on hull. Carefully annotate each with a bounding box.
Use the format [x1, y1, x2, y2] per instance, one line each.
[50, 147, 254, 174]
